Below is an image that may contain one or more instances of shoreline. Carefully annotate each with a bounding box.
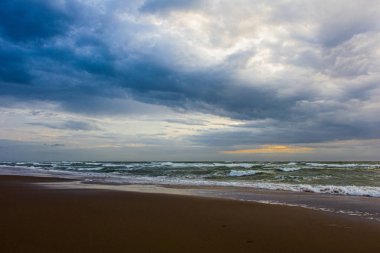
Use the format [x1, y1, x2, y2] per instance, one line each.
[2, 167, 380, 222]
[1, 175, 380, 253]
[41, 181, 380, 223]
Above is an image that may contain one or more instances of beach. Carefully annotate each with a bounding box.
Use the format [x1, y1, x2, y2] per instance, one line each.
[1, 175, 380, 253]
[2, 1, 380, 252]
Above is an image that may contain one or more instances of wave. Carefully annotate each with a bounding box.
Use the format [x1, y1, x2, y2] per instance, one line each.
[246, 182, 380, 198]
[4, 161, 380, 172]
[2, 164, 380, 197]
[277, 167, 301, 172]
[305, 162, 380, 168]
[75, 167, 104, 171]
[117, 177, 380, 198]
[228, 170, 258, 177]
[167, 180, 380, 198]
[158, 162, 255, 169]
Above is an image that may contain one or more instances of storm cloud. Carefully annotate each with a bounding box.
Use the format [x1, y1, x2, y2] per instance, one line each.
[1, 0, 380, 159]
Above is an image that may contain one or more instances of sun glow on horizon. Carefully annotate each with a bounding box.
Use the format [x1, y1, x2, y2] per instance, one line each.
[223, 145, 314, 154]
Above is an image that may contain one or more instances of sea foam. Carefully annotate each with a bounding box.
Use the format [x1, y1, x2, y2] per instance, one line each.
[228, 170, 258, 177]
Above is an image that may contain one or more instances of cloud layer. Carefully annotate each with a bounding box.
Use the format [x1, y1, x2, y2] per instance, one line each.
[1, 0, 380, 159]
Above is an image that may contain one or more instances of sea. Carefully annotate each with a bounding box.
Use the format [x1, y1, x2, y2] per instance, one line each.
[1, 161, 380, 221]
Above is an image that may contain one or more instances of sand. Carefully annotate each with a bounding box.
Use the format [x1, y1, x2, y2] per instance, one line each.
[1, 175, 380, 253]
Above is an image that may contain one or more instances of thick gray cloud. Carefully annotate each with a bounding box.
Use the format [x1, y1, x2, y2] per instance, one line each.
[192, 118, 380, 148]
[1, 0, 380, 152]
[0, 0, 76, 42]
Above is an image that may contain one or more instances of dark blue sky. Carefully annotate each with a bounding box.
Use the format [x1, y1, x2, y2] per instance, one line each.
[1, 0, 380, 161]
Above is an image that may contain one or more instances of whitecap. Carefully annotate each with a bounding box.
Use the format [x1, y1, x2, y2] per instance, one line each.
[228, 170, 258, 177]
[278, 167, 301, 172]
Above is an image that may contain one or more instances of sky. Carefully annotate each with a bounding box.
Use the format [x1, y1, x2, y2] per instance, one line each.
[1, 0, 380, 161]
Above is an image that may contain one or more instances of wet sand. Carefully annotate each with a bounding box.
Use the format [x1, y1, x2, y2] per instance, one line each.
[1, 175, 380, 253]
